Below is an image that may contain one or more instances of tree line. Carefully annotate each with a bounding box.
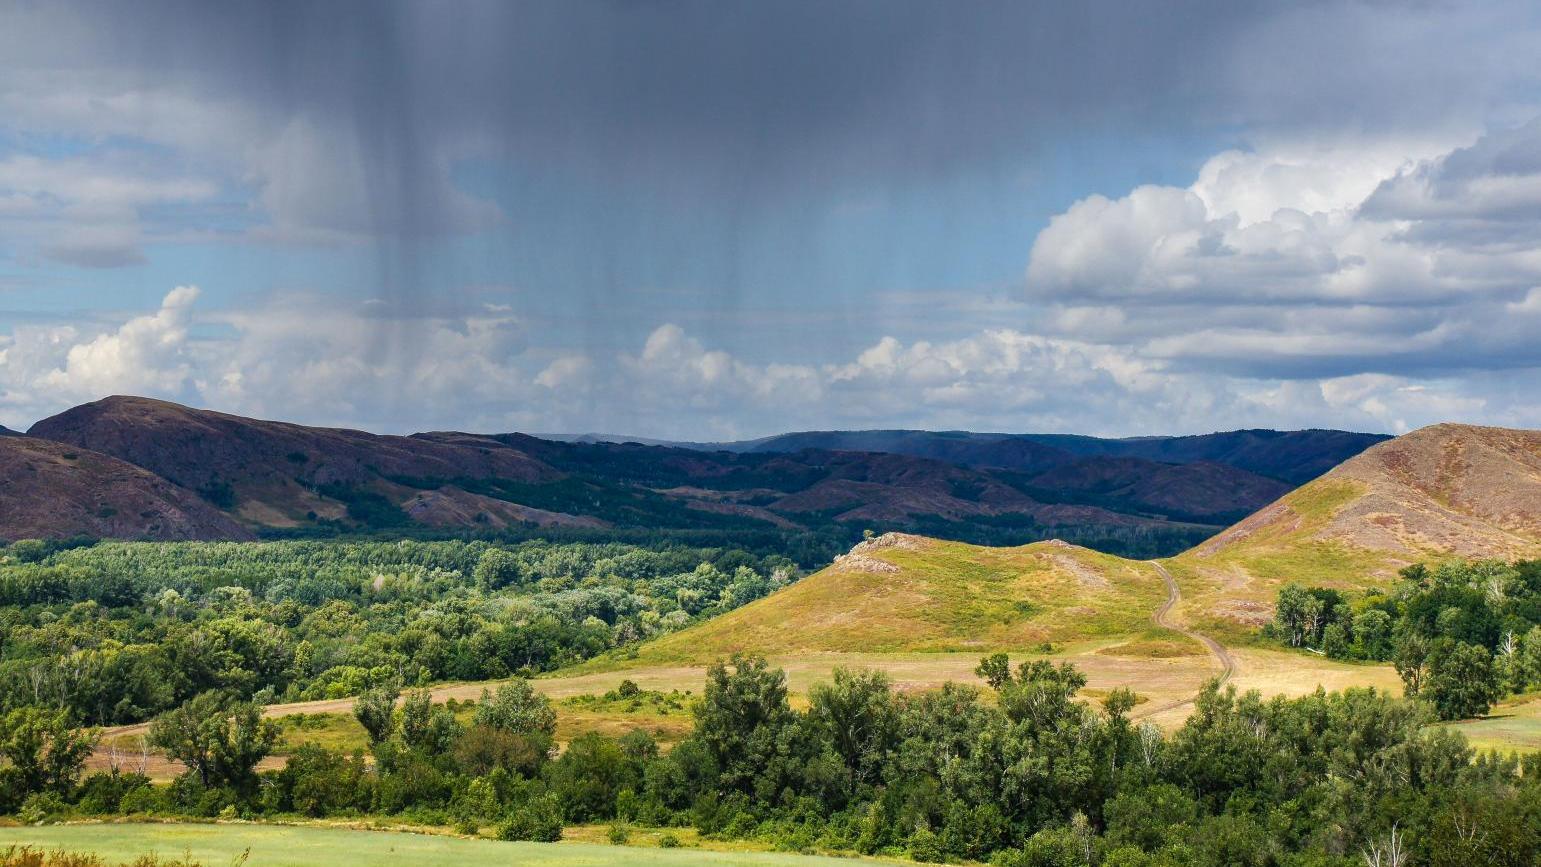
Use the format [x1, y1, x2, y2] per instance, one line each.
[4, 655, 1539, 866]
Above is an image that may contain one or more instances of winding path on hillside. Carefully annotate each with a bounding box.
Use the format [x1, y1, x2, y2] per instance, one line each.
[1138, 560, 1235, 717]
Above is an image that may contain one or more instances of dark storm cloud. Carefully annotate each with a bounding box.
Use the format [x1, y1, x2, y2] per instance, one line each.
[9, 0, 1537, 258]
[0, 1, 1407, 218]
[7, 1, 1234, 182]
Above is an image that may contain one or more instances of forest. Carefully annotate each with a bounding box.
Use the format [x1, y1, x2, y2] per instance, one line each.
[0, 538, 797, 725]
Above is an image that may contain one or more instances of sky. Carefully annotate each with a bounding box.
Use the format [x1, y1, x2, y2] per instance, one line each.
[2, 0, 1541, 439]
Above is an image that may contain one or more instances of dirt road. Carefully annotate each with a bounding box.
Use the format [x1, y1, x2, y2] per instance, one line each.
[1137, 560, 1236, 717]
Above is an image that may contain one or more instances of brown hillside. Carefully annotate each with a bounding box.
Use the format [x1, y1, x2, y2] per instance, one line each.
[1199, 423, 1541, 562]
[1170, 423, 1541, 639]
[29, 396, 563, 529]
[766, 450, 1139, 527]
[31, 396, 555, 492]
[0, 436, 252, 541]
[1026, 457, 1291, 520]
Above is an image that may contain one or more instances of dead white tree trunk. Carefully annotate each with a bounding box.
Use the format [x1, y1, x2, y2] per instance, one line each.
[1138, 721, 1161, 768]
[1362, 824, 1407, 867]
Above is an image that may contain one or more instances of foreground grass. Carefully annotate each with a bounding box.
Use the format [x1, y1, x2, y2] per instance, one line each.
[0, 823, 884, 866]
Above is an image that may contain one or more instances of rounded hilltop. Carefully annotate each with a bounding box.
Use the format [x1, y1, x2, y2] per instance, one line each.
[629, 531, 1166, 662]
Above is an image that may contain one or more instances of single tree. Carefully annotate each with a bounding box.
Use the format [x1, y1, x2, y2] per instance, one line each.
[353, 680, 400, 745]
[400, 688, 461, 754]
[694, 654, 799, 797]
[475, 679, 557, 739]
[0, 706, 97, 797]
[1275, 584, 1310, 647]
[473, 548, 523, 590]
[149, 692, 278, 790]
[807, 667, 899, 787]
[1424, 640, 1501, 721]
[975, 653, 1012, 689]
[1393, 633, 1430, 697]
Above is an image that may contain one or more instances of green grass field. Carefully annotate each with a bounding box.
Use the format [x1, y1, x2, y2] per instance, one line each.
[1443, 693, 1541, 754]
[0, 822, 884, 866]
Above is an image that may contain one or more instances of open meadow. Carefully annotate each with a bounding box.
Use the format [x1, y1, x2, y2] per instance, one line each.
[0, 823, 886, 866]
[94, 634, 1435, 784]
[1443, 693, 1541, 753]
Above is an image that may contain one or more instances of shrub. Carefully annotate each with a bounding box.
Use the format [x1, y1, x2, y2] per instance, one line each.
[75, 770, 152, 815]
[909, 828, 944, 863]
[658, 833, 681, 848]
[497, 794, 563, 842]
[17, 792, 68, 824]
[608, 822, 630, 845]
[117, 785, 164, 815]
[1, 847, 109, 867]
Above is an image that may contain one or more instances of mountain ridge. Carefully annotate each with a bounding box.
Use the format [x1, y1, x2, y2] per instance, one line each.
[540, 427, 1390, 484]
[8, 396, 1387, 550]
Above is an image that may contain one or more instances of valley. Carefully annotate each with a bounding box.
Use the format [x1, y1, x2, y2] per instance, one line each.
[5, 413, 1541, 865]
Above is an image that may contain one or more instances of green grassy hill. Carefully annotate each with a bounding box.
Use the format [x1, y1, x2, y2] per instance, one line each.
[629, 533, 1166, 662]
[621, 423, 1541, 662]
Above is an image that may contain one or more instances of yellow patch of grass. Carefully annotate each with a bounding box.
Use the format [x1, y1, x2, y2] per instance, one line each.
[1095, 628, 1205, 659]
[277, 712, 371, 754]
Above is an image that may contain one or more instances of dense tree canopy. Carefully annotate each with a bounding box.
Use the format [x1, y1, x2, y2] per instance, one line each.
[0, 538, 798, 725]
[1269, 558, 1541, 720]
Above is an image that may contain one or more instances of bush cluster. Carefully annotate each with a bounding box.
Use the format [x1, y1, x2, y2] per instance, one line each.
[1269, 558, 1541, 719]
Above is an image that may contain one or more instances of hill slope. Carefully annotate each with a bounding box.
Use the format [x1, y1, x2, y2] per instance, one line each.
[0, 435, 252, 541]
[1021, 428, 1392, 484]
[628, 423, 1541, 663]
[1168, 423, 1541, 638]
[29, 396, 581, 531]
[17, 397, 1193, 548]
[631, 532, 1167, 661]
[673, 427, 1389, 484]
[1017, 457, 1290, 523]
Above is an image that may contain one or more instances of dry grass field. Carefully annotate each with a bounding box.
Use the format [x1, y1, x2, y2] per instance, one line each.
[0, 822, 890, 866]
